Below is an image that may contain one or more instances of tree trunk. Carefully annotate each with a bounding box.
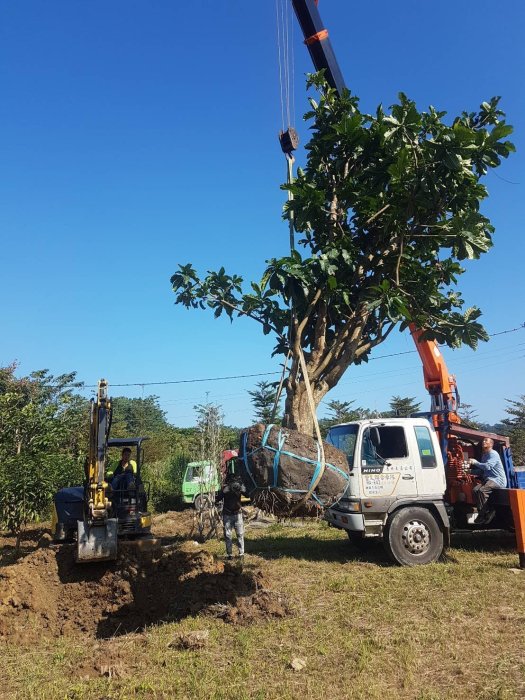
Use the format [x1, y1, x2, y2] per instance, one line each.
[282, 380, 330, 436]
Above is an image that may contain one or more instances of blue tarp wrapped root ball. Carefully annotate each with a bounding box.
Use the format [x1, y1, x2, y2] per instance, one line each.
[239, 424, 350, 517]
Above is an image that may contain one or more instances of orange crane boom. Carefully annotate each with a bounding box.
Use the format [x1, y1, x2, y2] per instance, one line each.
[409, 324, 460, 424]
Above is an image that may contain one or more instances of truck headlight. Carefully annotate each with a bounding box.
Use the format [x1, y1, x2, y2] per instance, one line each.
[338, 499, 361, 512]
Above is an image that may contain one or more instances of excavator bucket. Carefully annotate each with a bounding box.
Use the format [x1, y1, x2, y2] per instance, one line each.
[76, 518, 118, 563]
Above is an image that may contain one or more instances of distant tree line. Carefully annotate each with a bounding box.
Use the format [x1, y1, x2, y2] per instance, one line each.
[0, 364, 523, 539]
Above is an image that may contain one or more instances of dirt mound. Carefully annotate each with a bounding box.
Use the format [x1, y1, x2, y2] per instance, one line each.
[0, 542, 289, 645]
[151, 509, 195, 540]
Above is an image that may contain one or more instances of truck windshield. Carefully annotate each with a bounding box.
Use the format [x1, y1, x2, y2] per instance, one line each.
[326, 424, 359, 468]
[186, 464, 212, 481]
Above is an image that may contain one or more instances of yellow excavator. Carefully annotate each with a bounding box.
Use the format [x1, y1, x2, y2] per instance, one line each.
[52, 379, 152, 562]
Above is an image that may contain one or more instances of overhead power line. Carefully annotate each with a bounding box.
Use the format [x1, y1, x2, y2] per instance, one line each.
[369, 322, 525, 361]
[83, 371, 280, 390]
[489, 322, 525, 337]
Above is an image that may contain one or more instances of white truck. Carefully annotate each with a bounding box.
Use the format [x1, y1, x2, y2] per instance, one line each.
[324, 417, 522, 566]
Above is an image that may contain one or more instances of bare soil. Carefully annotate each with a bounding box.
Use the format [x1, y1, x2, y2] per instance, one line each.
[0, 512, 290, 646]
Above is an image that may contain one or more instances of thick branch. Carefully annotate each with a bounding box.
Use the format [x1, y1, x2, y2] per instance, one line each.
[311, 299, 328, 363]
[293, 288, 323, 360]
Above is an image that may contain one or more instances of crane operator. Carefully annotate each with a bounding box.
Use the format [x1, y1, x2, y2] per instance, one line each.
[109, 447, 137, 491]
[469, 437, 506, 524]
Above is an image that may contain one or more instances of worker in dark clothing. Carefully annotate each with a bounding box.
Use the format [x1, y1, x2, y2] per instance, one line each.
[216, 473, 246, 559]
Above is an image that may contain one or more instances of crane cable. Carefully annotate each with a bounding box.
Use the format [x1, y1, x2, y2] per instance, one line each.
[270, 151, 327, 512]
[273, 3, 327, 509]
[271, 0, 296, 423]
[275, 0, 295, 132]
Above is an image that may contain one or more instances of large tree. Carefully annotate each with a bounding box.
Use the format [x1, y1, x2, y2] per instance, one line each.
[171, 77, 514, 435]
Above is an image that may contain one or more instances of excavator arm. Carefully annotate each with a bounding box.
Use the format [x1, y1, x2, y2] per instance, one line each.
[86, 379, 112, 518]
[77, 379, 118, 562]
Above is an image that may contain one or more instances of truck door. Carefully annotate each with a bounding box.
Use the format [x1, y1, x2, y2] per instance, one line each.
[359, 424, 418, 499]
[409, 423, 446, 497]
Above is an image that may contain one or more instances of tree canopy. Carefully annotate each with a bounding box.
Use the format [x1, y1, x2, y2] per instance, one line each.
[171, 77, 514, 434]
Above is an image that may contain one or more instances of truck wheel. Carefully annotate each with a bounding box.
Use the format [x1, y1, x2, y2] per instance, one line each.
[384, 507, 443, 566]
[194, 494, 211, 512]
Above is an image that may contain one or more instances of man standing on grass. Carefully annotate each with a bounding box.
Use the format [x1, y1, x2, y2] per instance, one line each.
[469, 437, 507, 524]
[216, 473, 246, 560]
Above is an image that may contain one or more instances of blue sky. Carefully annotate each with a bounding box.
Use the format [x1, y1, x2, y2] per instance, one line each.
[1, 1, 523, 428]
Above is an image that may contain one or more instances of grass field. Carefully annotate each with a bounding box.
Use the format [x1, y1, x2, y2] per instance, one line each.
[1, 519, 524, 700]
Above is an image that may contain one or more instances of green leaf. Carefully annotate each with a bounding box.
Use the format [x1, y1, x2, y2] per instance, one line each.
[443, 151, 461, 170]
[490, 122, 513, 140]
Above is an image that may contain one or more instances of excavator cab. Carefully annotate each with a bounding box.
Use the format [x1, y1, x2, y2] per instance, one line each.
[106, 437, 151, 537]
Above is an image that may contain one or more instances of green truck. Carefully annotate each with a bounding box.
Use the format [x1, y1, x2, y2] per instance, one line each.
[181, 461, 221, 510]
[181, 450, 239, 509]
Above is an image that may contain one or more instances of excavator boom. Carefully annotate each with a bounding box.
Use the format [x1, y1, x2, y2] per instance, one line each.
[77, 379, 118, 562]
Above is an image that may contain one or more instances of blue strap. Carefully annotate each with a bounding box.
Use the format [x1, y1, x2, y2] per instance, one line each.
[242, 425, 350, 506]
[261, 424, 273, 447]
[306, 440, 322, 495]
[272, 429, 287, 486]
[241, 431, 258, 489]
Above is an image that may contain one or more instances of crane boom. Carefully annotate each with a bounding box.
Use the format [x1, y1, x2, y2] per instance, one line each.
[409, 324, 460, 423]
[290, 0, 346, 95]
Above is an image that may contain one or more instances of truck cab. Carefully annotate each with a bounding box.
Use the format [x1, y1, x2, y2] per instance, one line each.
[181, 461, 221, 510]
[324, 418, 450, 565]
[181, 450, 245, 510]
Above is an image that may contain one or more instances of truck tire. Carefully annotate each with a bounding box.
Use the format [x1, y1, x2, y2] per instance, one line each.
[384, 507, 443, 566]
[194, 494, 212, 512]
